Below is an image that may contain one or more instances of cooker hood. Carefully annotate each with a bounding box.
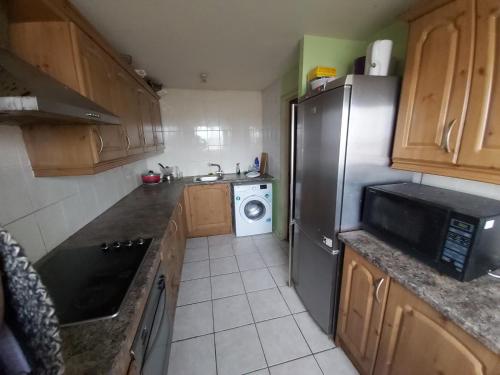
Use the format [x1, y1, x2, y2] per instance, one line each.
[0, 48, 120, 125]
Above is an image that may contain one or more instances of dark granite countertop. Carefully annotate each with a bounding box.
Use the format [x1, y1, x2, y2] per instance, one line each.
[339, 230, 500, 354]
[49, 173, 274, 374]
[53, 179, 187, 374]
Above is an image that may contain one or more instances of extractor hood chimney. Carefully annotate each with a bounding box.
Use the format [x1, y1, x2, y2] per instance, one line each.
[0, 0, 120, 126]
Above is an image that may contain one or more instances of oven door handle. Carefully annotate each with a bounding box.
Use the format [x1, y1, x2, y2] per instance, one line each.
[140, 278, 167, 373]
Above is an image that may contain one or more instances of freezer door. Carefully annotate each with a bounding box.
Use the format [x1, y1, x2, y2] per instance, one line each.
[295, 86, 350, 250]
[293, 224, 340, 334]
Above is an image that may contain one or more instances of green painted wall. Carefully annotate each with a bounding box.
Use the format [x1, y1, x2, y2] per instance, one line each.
[297, 22, 409, 96]
[281, 64, 299, 97]
[298, 35, 367, 96]
[369, 21, 409, 76]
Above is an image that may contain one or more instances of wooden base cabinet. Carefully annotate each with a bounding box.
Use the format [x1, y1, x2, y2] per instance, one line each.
[374, 282, 500, 375]
[184, 183, 233, 237]
[337, 248, 390, 375]
[162, 196, 187, 319]
[337, 246, 500, 375]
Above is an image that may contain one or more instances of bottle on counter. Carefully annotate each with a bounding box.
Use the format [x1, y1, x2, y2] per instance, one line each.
[236, 162, 241, 175]
[254, 157, 259, 171]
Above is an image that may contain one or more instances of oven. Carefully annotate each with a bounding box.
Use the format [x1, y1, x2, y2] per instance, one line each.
[129, 261, 170, 374]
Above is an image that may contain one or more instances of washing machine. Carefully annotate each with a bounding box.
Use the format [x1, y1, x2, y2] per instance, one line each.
[233, 183, 272, 237]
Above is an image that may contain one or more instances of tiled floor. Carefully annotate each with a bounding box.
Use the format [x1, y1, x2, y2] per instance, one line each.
[168, 233, 359, 375]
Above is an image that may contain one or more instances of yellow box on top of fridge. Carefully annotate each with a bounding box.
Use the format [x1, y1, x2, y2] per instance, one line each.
[307, 66, 337, 82]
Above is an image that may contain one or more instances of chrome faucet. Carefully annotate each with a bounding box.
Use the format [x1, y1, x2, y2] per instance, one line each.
[208, 162, 223, 177]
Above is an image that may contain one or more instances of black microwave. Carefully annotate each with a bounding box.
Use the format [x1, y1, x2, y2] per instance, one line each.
[362, 183, 500, 281]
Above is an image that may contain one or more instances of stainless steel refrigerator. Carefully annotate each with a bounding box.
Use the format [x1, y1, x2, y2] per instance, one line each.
[290, 75, 412, 334]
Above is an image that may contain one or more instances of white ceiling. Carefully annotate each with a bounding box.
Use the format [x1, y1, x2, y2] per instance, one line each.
[70, 0, 415, 91]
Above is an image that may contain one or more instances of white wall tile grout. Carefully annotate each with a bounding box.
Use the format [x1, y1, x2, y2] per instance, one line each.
[0, 125, 152, 262]
[146, 89, 263, 177]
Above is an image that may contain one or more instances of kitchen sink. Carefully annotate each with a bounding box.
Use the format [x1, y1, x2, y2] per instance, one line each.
[193, 175, 221, 182]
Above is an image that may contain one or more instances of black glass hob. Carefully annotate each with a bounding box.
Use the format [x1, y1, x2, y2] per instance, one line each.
[35, 238, 151, 326]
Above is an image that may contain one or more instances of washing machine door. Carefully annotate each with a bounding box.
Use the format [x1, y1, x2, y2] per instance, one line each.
[240, 196, 271, 223]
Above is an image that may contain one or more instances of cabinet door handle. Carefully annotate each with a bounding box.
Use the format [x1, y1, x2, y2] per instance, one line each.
[441, 119, 456, 153]
[178, 202, 183, 214]
[93, 129, 104, 154]
[126, 135, 131, 150]
[374, 278, 384, 304]
[170, 219, 178, 233]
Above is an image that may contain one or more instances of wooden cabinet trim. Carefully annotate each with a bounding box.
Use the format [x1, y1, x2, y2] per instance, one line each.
[401, 0, 457, 21]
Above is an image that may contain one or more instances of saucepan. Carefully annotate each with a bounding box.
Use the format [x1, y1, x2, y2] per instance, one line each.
[141, 170, 161, 184]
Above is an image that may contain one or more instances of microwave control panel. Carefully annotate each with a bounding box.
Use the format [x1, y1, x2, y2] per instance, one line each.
[440, 218, 475, 272]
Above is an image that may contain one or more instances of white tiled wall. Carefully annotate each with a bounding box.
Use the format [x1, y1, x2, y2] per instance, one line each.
[413, 173, 500, 200]
[146, 89, 263, 176]
[262, 79, 281, 178]
[0, 125, 149, 262]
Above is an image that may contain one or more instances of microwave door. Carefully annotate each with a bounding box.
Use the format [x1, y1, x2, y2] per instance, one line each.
[363, 189, 450, 261]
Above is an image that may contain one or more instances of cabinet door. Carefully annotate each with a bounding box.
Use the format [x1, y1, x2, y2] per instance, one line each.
[71, 24, 114, 111]
[112, 67, 144, 155]
[176, 199, 187, 252]
[458, 0, 500, 169]
[71, 25, 126, 162]
[163, 220, 180, 318]
[184, 184, 232, 237]
[9, 21, 82, 93]
[374, 282, 499, 375]
[137, 89, 157, 152]
[392, 0, 474, 165]
[151, 99, 165, 151]
[337, 247, 389, 375]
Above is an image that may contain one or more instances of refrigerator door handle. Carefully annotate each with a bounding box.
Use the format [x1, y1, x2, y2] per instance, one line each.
[288, 219, 295, 286]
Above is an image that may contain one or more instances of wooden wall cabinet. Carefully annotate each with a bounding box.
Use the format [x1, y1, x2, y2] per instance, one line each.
[71, 24, 127, 162]
[151, 99, 165, 151]
[337, 248, 390, 375]
[184, 183, 233, 237]
[337, 246, 500, 375]
[112, 67, 145, 156]
[7, 0, 164, 176]
[137, 88, 157, 153]
[21, 124, 128, 176]
[392, 0, 500, 184]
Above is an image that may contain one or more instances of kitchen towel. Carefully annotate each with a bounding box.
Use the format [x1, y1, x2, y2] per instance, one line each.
[0, 227, 64, 375]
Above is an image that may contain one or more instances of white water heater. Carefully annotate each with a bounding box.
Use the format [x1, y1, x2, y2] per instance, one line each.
[364, 39, 393, 76]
